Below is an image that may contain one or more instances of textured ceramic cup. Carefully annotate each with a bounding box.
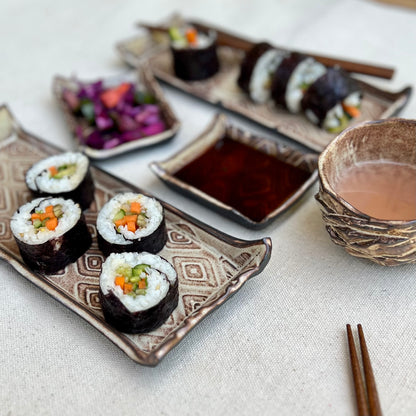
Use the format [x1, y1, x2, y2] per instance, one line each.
[316, 118, 416, 266]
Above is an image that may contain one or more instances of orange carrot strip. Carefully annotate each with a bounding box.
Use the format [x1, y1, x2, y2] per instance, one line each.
[186, 28, 197, 45]
[31, 213, 41, 220]
[130, 202, 141, 214]
[114, 218, 126, 228]
[39, 212, 55, 221]
[114, 276, 125, 289]
[127, 221, 136, 232]
[49, 166, 58, 176]
[138, 280, 147, 289]
[123, 283, 133, 294]
[123, 214, 137, 222]
[343, 104, 361, 118]
[45, 217, 58, 231]
[45, 205, 54, 214]
[100, 83, 131, 109]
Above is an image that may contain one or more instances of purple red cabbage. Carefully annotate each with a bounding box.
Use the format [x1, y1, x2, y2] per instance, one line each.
[63, 80, 166, 150]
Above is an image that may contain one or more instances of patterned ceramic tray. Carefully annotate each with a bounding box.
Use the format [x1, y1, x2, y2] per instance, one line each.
[116, 16, 412, 152]
[53, 66, 180, 160]
[150, 113, 318, 229]
[0, 106, 271, 366]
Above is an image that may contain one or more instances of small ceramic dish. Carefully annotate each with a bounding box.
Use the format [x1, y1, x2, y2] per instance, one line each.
[316, 118, 416, 266]
[150, 113, 319, 229]
[53, 65, 180, 159]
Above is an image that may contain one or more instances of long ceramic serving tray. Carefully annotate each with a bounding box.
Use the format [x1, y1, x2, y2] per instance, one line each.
[53, 66, 180, 160]
[150, 113, 319, 229]
[0, 105, 271, 366]
[116, 15, 412, 152]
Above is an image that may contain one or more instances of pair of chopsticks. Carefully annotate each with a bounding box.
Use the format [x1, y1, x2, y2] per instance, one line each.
[138, 19, 395, 80]
[347, 324, 383, 416]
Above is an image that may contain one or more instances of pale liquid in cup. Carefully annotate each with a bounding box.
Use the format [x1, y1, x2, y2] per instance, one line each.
[334, 160, 416, 220]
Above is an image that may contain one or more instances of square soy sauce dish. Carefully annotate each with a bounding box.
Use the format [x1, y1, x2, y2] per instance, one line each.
[53, 65, 180, 160]
[150, 114, 319, 229]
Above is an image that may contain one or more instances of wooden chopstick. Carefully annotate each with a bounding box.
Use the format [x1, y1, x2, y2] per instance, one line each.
[190, 20, 395, 80]
[346, 324, 383, 416]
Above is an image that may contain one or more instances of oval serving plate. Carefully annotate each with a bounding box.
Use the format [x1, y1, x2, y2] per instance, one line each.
[0, 105, 271, 366]
[116, 14, 412, 153]
[150, 113, 319, 229]
[53, 65, 181, 160]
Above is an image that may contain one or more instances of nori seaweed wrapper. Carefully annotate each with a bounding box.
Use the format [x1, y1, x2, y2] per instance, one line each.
[171, 31, 219, 81]
[301, 67, 362, 125]
[270, 52, 308, 108]
[99, 273, 179, 333]
[97, 216, 167, 257]
[14, 214, 92, 274]
[27, 168, 95, 211]
[237, 42, 274, 94]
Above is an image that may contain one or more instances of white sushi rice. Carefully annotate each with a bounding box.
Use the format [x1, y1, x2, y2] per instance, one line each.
[96, 192, 163, 246]
[322, 104, 345, 130]
[343, 91, 361, 107]
[171, 29, 215, 50]
[26, 152, 89, 193]
[10, 197, 81, 244]
[285, 58, 326, 113]
[100, 252, 176, 313]
[249, 49, 287, 103]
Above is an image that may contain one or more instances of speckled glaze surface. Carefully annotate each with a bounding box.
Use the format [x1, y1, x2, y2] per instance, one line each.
[0, 106, 271, 365]
[53, 66, 181, 160]
[316, 118, 416, 266]
[150, 113, 318, 229]
[116, 15, 411, 152]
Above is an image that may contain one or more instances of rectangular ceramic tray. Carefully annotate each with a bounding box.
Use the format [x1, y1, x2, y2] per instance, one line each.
[116, 15, 412, 152]
[150, 113, 318, 229]
[0, 106, 271, 366]
[53, 66, 180, 160]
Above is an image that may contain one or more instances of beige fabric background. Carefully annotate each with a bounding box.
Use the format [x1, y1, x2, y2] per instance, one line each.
[1, 0, 415, 415]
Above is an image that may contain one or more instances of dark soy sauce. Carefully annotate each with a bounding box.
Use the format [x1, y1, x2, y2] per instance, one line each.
[174, 137, 312, 222]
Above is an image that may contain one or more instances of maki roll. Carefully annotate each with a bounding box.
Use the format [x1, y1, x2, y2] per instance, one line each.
[301, 67, 362, 133]
[169, 26, 219, 81]
[25, 152, 95, 210]
[271, 52, 327, 113]
[99, 252, 179, 333]
[237, 42, 288, 104]
[97, 192, 167, 257]
[10, 197, 92, 274]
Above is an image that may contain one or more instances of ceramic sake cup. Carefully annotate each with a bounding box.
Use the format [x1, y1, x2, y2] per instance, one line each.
[316, 118, 416, 266]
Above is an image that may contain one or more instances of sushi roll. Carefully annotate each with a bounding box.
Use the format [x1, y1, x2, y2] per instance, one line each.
[301, 67, 363, 133]
[270, 52, 327, 113]
[96, 192, 167, 257]
[99, 252, 179, 333]
[10, 197, 92, 274]
[25, 152, 95, 210]
[169, 26, 219, 81]
[237, 42, 289, 104]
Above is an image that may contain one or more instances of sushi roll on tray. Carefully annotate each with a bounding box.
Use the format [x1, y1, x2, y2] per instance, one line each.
[99, 252, 179, 333]
[96, 192, 167, 257]
[270, 52, 327, 113]
[10, 197, 92, 274]
[169, 25, 219, 81]
[25, 152, 95, 210]
[237, 42, 289, 104]
[301, 67, 362, 133]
